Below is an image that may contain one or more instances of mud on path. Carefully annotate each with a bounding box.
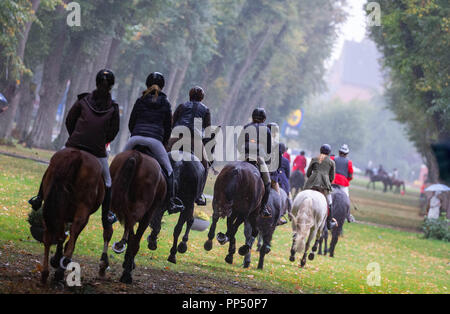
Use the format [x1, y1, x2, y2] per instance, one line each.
[0, 244, 282, 294]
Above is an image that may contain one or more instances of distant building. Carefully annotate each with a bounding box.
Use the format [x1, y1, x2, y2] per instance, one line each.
[326, 39, 384, 102]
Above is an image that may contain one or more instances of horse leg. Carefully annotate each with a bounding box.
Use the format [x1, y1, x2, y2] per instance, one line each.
[112, 226, 129, 254]
[242, 221, 255, 268]
[168, 212, 186, 264]
[329, 229, 339, 258]
[301, 228, 315, 267]
[50, 241, 64, 269]
[289, 234, 296, 262]
[225, 215, 244, 264]
[56, 214, 89, 282]
[257, 232, 272, 270]
[204, 213, 219, 251]
[99, 211, 114, 277]
[120, 227, 136, 284]
[318, 235, 323, 255]
[178, 209, 194, 254]
[217, 213, 236, 245]
[324, 231, 328, 255]
[239, 216, 256, 256]
[40, 230, 51, 285]
[148, 206, 165, 251]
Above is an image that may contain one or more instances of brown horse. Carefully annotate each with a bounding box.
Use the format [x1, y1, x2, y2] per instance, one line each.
[204, 162, 264, 265]
[39, 148, 105, 284]
[108, 149, 166, 284]
[390, 178, 406, 194]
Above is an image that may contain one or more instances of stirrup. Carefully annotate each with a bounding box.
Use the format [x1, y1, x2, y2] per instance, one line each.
[168, 197, 184, 214]
[107, 211, 118, 224]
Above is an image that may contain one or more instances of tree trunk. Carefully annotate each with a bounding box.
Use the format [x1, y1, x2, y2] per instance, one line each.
[15, 80, 34, 142]
[169, 48, 192, 107]
[0, 0, 42, 139]
[28, 13, 68, 149]
[165, 63, 179, 101]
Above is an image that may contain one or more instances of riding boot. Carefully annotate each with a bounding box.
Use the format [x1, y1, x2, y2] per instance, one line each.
[326, 205, 337, 230]
[195, 169, 208, 206]
[166, 173, 184, 215]
[28, 182, 43, 211]
[260, 183, 272, 218]
[102, 187, 117, 226]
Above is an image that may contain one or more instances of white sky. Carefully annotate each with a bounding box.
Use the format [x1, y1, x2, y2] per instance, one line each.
[328, 0, 367, 66]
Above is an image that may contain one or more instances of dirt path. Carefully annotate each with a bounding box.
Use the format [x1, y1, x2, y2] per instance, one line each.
[0, 245, 283, 294]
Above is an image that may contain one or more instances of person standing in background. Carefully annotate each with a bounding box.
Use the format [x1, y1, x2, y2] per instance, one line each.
[292, 151, 307, 175]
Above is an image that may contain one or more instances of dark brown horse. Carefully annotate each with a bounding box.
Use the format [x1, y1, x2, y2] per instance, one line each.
[108, 149, 166, 284]
[39, 148, 105, 284]
[365, 168, 391, 192]
[204, 162, 264, 264]
[390, 178, 406, 194]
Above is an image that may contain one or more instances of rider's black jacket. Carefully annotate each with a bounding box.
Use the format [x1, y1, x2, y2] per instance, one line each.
[173, 101, 211, 134]
[237, 122, 272, 158]
[128, 91, 172, 146]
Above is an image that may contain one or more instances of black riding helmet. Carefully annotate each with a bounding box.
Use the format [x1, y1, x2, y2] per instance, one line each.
[96, 69, 115, 88]
[146, 72, 165, 89]
[189, 86, 205, 102]
[252, 108, 267, 123]
[320, 144, 331, 155]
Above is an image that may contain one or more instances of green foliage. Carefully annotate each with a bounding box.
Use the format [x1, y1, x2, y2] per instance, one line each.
[422, 214, 450, 241]
[367, 0, 450, 181]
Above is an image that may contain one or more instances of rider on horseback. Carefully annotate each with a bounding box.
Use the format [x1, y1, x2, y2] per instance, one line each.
[171, 86, 211, 206]
[124, 72, 184, 214]
[29, 69, 120, 225]
[304, 144, 338, 230]
[237, 108, 273, 218]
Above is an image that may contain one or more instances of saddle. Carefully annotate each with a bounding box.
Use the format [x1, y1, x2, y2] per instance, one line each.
[133, 145, 169, 179]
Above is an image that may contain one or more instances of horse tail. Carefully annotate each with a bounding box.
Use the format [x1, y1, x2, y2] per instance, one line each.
[111, 151, 142, 224]
[43, 150, 83, 240]
[218, 167, 239, 216]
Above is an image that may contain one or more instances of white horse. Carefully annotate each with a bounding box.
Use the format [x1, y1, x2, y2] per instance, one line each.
[289, 189, 328, 267]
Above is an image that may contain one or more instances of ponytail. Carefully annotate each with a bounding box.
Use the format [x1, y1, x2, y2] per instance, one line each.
[143, 84, 161, 102]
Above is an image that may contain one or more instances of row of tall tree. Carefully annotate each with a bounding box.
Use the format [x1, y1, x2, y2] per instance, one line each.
[367, 0, 450, 182]
[0, 0, 346, 154]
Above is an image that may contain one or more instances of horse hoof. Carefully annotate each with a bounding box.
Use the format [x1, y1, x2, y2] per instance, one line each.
[243, 261, 250, 268]
[204, 240, 213, 251]
[300, 259, 306, 267]
[177, 242, 187, 254]
[59, 257, 71, 270]
[217, 233, 229, 245]
[329, 253, 334, 258]
[312, 246, 318, 252]
[167, 255, 177, 264]
[289, 256, 295, 262]
[238, 245, 250, 256]
[263, 246, 271, 254]
[120, 272, 132, 284]
[225, 255, 233, 264]
[257, 265, 263, 270]
[112, 242, 126, 254]
[308, 253, 315, 261]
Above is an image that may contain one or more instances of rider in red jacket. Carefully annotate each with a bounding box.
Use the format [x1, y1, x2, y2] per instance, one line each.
[292, 151, 307, 174]
[330, 144, 353, 192]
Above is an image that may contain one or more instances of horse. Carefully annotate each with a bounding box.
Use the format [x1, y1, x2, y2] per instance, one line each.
[318, 186, 350, 257]
[288, 189, 327, 268]
[108, 148, 166, 284]
[147, 150, 204, 264]
[38, 148, 105, 284]
[204, 162, 264, 265]
[289, 170, 305, 197]
[242, 187, 291, 269]
[365, 168, 391, 192]
[390, 178, 406, 194]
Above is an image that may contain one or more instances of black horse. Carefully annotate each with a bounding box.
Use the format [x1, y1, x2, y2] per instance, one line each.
[289, 170, 305, 197]
[318, 186, 350, 257]
[242, 187, 291, 269]
[147, 151, 204, 264]
[365, 168, 391, 192]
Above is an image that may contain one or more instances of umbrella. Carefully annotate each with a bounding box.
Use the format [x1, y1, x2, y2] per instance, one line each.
[424, 184, 450, 192]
